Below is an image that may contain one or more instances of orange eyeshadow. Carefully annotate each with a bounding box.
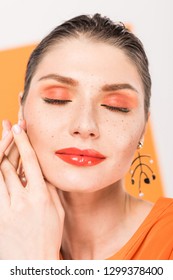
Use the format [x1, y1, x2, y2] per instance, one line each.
[40, 86, 71, 99]
[102, 92, 138, 108]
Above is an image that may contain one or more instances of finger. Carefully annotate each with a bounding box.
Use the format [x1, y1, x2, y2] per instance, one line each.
[1, 156, 23, 196]
[0, 170, 10, 207]
[3, 120, 27, 169]
[6, 142, 20, 169]
[12, 124, 46, 192]
[18, 119, 27, 131]
[47, 183, 64, 216]
[1, 119, 11, 139]
[0, 130, 13, 163]
[1, 119, 15, 161]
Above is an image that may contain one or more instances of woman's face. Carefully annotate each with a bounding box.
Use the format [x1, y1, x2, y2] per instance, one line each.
[22, 38, 146, 192]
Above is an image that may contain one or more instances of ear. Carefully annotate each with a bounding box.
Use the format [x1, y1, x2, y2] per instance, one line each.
[18, 92, 26, 129]
[18, 92, 23, 121]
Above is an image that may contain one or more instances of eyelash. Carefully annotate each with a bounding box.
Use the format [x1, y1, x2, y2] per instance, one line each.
[43, 98, 130, 113]
[43, 98, 72, 105]
[101, 104, 130, 113]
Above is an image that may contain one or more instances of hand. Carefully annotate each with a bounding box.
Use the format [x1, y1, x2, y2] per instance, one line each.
[0, 121, 64, 259]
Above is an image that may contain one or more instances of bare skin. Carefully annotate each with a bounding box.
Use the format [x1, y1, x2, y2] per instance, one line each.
[0, 38, 154, 259]
[59, 183, 153, 260]
[0, 121, 64, 259]
[0, 120, 153, 260]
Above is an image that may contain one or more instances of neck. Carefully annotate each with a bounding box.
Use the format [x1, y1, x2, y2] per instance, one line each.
[59, 181, 130, 260]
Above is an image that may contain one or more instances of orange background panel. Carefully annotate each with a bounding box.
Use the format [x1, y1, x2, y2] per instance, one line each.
[0, 45, 164, 202]
[0, 45, 35, 124]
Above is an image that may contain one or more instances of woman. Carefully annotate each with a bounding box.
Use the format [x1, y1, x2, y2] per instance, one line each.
[1, 14, 173, 260]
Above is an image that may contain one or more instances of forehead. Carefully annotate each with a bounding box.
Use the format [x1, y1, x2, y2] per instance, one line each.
[31, 38, 144, 93]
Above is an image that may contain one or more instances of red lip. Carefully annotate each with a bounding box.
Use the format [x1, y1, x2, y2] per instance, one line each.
[55, 148, 106, 167]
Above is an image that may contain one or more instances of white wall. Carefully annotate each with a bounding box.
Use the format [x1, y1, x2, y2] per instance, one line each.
[0, 0, 172, 196]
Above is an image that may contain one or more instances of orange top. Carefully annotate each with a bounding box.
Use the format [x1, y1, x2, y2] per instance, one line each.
[107, 197, 173, 260]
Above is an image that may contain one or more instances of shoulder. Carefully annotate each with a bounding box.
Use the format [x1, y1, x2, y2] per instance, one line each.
[132, 196, 173, 235]
[154, 197, 173, 216]
[139, 196, 173, 219]
[147, 197, 173, 237]
[136, 197, 173, 259]
[157, 197, 173, 225]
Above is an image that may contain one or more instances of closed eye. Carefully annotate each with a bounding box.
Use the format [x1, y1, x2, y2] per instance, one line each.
[43, 97, 72, 105]
[101, 104, 130, 113]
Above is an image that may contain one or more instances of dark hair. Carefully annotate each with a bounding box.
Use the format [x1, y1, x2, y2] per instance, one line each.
[22, 13, 151, 118]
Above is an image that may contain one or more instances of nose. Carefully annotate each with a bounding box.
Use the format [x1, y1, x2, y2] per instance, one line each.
[69, 103, 100, 140]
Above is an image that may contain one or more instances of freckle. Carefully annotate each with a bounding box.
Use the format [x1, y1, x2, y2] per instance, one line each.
[51, 135, 54, 138]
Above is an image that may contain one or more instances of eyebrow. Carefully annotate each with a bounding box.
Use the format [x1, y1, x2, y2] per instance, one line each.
[38, 73, 138, 93]
[38, 74, 78, 87]
[101, 83, 138, 93]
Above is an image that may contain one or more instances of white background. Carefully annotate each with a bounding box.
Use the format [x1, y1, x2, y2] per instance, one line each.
[0, 260, 172, 279]
[0, 0, 173, 196]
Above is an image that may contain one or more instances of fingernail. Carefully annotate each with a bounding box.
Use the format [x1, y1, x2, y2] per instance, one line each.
[2, 119, 11, 129]
[18, 119, 23, 127]
[12, 124, 22, 134]
[2, 130, 9, 139]
[2, 120, 6, 128]
[2, 120, 10, 139]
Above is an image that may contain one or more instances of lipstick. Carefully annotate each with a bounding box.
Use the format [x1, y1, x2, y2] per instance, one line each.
[55, 147, 106, 167]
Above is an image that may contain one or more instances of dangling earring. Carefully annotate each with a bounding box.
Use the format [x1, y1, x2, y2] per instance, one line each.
[130, 141, 156, 197]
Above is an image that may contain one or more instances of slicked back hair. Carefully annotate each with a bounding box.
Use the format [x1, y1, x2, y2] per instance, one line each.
[22, 14, 151, 118]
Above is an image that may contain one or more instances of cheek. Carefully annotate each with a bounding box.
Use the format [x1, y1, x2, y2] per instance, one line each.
[24, 104, 53, 149]
[103, 116, 145, 162]
[27, 123, 56, 153]
[24, 107, 69, 157]
[104, 116, 144, 142]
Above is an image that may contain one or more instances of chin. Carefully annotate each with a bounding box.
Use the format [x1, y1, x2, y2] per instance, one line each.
[40, 159, 121, 193]
[45, 172, 108, 193]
